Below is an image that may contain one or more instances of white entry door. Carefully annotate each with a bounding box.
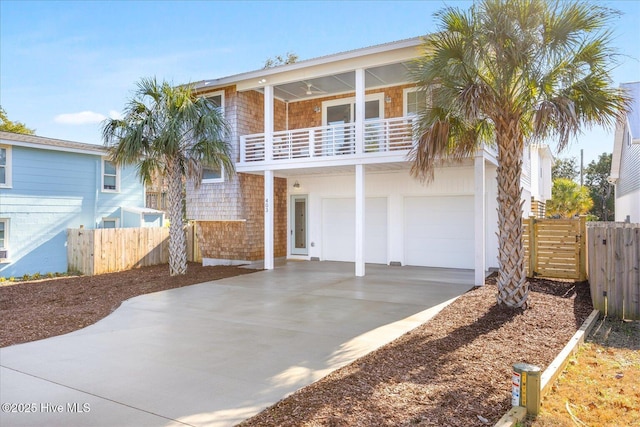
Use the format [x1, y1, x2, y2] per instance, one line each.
[291, 195, 308, 255]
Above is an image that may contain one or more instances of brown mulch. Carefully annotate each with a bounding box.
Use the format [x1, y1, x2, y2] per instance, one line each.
[240, 275, 593, 427]
[0, 266, 593, 426]
[0, 263, 257, 347]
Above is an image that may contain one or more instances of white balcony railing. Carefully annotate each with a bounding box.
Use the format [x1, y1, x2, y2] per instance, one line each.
[240, 116, 416, 164]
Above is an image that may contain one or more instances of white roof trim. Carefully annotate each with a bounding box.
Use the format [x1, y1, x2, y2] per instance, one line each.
[193, 37, 423, 91]
[0, 131, 105, 156]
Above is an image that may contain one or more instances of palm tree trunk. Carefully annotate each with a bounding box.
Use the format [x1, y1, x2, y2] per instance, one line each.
[167, 158, 187, 276]
[495, 118, 529, 308]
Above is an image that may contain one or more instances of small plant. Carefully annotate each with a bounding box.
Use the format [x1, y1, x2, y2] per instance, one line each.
[9, 276, 15, 282]
[32, 272, 41, 280]
[46, 272, 55, 279]
[22, 273, 31, 281]
[0, 277, 5, 283]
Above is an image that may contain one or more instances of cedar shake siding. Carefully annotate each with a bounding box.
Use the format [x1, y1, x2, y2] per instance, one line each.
[195, 175, 286, 261]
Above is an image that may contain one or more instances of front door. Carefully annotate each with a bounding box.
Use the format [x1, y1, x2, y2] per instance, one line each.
[291, 195, 308, 255]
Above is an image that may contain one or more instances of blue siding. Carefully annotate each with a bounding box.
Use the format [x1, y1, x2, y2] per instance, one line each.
[0, 144, 145, 277]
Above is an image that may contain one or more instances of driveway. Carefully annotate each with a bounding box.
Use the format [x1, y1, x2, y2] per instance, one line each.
[0, 261, 473, 427]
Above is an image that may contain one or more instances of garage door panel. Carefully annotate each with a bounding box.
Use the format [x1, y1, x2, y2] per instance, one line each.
[404, 196, 473, 269]
[322, 197, 387, 264]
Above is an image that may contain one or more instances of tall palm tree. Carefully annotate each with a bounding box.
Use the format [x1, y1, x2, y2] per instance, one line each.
[102, 78, 233, 276]
[410, 0, 628, 308]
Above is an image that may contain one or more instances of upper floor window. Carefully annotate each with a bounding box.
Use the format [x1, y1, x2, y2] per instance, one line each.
[0, 145, 11, 188]
[202, 164, 224, 184]
[207, 90, 225, 111]
[403, 87, 430, 117]
[102, 159, 119, 192]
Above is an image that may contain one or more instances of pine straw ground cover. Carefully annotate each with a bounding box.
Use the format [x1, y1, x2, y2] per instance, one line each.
[529, 316, 640, 427]
[239, 275, 592, 427]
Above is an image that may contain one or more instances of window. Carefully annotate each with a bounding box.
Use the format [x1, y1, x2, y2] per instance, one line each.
[0, 219, 8, 259]
[207, 90, 225, 111]
[202, 164, 224, 184]
[0, 145, 11, 188]
[102, 218, 118, 229]
[403, 88, 429, 116]
[102, 159, 119, 192]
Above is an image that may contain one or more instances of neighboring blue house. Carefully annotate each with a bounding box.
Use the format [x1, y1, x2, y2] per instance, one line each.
[0, 131, 164, 277]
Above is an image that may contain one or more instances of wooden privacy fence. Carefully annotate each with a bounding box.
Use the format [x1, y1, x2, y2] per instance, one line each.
[523, 216, 587, 281]
[587, 222, 640, 320]
[68, 225, 201, 276]
[68, 227, 170, 275]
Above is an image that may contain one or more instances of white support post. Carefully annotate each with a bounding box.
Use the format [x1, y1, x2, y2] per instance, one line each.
[264, 169, 274, 270]
[355, 164, 365, 276]
[474, 150, 486, 286]
[264, 85, 274, 162]
[355, 68, 365, 155]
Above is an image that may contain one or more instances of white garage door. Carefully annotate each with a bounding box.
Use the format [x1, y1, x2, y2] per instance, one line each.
[404, 196, 474, 269]
[322, 197, 387, 264]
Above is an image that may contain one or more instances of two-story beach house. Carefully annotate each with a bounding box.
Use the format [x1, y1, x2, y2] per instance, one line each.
[610, 81, 640, 223]
[0, 131, 164, 277]
[186, 37, 553, 285]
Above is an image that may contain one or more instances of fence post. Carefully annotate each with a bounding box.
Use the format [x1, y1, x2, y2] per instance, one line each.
[528, 216, 537, 277]
[578, 216, 587, 281]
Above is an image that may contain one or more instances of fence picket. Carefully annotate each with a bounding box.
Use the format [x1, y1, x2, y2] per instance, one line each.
[67, 227, 180, 276]
[587, 222, 640, 320]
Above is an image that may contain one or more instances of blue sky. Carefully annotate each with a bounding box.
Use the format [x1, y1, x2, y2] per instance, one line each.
[1, 0, 639, 165]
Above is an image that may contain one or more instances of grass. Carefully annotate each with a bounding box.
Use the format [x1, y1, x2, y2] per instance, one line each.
[528, 318, 640, 427]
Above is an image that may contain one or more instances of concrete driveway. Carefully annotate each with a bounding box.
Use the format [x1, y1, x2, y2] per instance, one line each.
[0, 261, 473, 427]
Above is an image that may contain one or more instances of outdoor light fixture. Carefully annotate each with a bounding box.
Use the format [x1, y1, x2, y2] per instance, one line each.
[313, 106, 320, 113]
[385, 96, 392, 103]
[258, 78, 267, 84]
[293, 181, 300, 189]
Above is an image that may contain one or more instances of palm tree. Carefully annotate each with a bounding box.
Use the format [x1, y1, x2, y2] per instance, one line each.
[102, 78, 233, 276]
[410, 0, 629, 308]
[546, 178, 593, 218]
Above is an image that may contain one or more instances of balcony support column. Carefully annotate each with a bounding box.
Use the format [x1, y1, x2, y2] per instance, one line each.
[264, 169, 274, 270]
[264, 85, 274, 162]
[355, 164, 365, 277]
[355, 68, 365, 154]
[474, 149, 486, 286]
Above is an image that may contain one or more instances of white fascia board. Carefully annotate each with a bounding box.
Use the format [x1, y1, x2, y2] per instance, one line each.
[2, 138, 106, 157]
[196, 38, 423, 92]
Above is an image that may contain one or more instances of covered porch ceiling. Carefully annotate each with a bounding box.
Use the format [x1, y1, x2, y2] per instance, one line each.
[195, 37, 423, 102]
[272, 62, 414, 102]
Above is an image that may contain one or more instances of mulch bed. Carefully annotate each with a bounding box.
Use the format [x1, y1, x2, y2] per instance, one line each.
[239, 275, 593, 426]
[0, 266, 592, 426]
[0, 263, 257, 347]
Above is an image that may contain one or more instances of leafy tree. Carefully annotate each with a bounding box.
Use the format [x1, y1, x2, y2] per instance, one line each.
[409, 0, 628, 308]
[0, 107, 35, 134]
[552, 157, 579, 181]
[102, 78, 233, 276]
[546, 178, 593, 218]
[263, 52, 298, 69]
[585, 152, 614, 220]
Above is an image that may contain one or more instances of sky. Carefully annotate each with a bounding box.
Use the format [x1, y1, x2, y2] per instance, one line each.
[1, 0, 639, 166]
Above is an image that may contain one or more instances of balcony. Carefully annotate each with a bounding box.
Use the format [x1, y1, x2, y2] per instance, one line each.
[238, 116, 416, 171]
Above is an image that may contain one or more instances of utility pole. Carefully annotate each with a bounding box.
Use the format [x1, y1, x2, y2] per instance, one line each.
[580, 149, 584, 187]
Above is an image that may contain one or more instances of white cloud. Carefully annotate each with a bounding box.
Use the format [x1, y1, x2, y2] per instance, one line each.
[54, 111, 106, 125]
[108, 110, 123, 120]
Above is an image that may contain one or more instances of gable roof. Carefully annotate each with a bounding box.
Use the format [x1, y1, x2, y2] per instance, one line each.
[610, 82, 640, 180]
[0, 131, 106, 156]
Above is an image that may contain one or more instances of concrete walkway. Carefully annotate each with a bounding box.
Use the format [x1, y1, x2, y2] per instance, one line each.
[0, 261, 473, 427]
